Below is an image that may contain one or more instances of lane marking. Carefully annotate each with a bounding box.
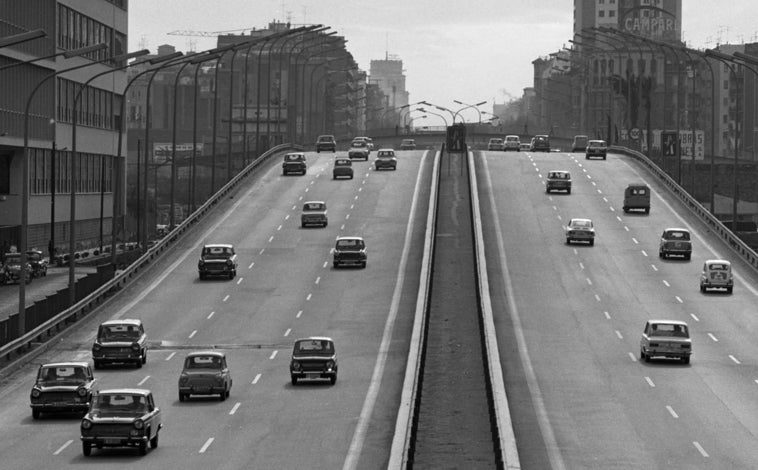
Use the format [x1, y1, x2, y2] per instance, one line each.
[277, 225, 282, 231]
[663, 280, 670, 287]
[199, 437, 214, 453]
[652, 265, 658, 271]
[269, 351, 277, 360]
[675, 296, 683, 303]
[594, 294, 601, 302]
[53, 440, 73, 455]
[691, 313, 700, 322]
[285, 214, 290, 220]
[223, 295, 230, 302]
[322, 262, 328, 268]
[137, 375, 150, 386]
[628, 352, 637, 362]
[284, 328, 291, 337]
[207, 311, 215, 320]
[252, 373, 261, 385]
[586, 278, 593, 285]
[641, 250, 648, 257]
[188, 330, 197, 339]
[708, 333, 718, 342]
[666, 405, 679, 418]
[645, 377, 655, 387]
[604, 311, 611, 320]
[615, 330, 623, 339]
[268, 236, 274, 243]
[306, 293, 312, 301]
[579, 262, 585, 270]
[229, 402, 241, 415]
[236, 278, 243, 285]
[730, 355, 741, 364]
[248, 262, 255, 269]
[632, 238, 639, 244]
[296, 310, 303, 318]
[693, 441, 709, 457]
[259, 248, 265, 255]
[315, 276, 321, 284]
[166, 352, 176, 361]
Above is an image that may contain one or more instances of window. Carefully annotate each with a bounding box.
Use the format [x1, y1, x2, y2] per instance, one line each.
[599, 10, 605, 17]
[724, 80, 729, 90]
[609, 10, 615, 17]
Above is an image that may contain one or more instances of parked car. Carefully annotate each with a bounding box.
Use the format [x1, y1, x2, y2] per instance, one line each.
[2, 252, 31, 284]
[92, 319, 149, 369]
[565, 218, 595, 245]
[586, 139, 608, 159]
[333, 157, 354, 179]
[198, 243, 237, 279]
[571, 135, 588, 152]
[487, 138, 505, 151]
[30, 362, 97, 419]
[26, 249, 48, 277]
[333, 236, 367, 268]
[639, 320, 692, 364]
[374, 148, 397, 170]
[282, 152, 307, 175]
[700, 259, 733, 293]
[290, 337, 338, 385]
[80, 388, 162, 456]
[178, 351, 232, 401]
[622, 183, 651, 214]
[546, 170, 571, 194]
[505, 135, 521, 151]
[530, 134, 550, 152]
[315, 134, 336, 153]
[659, 228, 691, 260]
[399, 139, 416, 150]
[348, 140, 370, 160]
[301, 201, 328, 228]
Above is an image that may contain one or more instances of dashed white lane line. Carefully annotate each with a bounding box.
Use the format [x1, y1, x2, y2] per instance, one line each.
[632, 238, 639, 244]
[269, 351, 278, 360]
[586, 278, 592, 286]
[730, 355, 741, 364]
[675, 296, 683, 303]
[346, 214, 350, 220]
[354, 195, 359, 200]
[252, 373, 261, 385]
[603, 311, 611, 320]
[236, 278, 243, 285]
[708, 333, 719, 342]
[693, 441, 709, 457]
[609, 207, 615, 212]
[641, 250, 648, 257]
[616, 216, 623, 222]
[229, 402, 241, 415]
[291, 205, 297, 210]
[322, 262, 328, 268]
[137, 376, 150, 386]
[579, 262, 585, 270]
[207, 311, 215, 320]
[284, 328, 291, 337]
[652, 265, 658, 271]
[268, 236, 274, 243]
[644, 377, 655, 387]
[615, 330, 623, 339]
[298, 195, 303, 200]
[248, 261, 255, 269]
[285, 214, 290, 220]
[663, 280, 670, 287]
[277, 225, 282, 231]
[166, 352, 176, 361]
[341, 224, 346, 230]
[315, 276, 321, 284]
[691, 313, 700, 322]
[602, 197, 609, 203]
[296, 310, 303, 318]
[628, 352, 637, 362]
[594, 294, 601, 302]
[624, 226, 630, 231]
[259, 248, 265, 255]
[666, 405, 679, 418]
[223, 295, 230, 302]
[306, 293, 312, 301]
[53, 440, 73, 455]
[199, 437, 214, 453]
[188, 330, 197, 339]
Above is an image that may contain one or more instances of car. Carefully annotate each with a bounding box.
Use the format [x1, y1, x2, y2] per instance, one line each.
[289, 337, 338, 385]
[399, 139, 416, 150]
[571, 135, 588, 152]
[178, 351, 232, 401]
[487, 138, 505, 151]
[519, 142, 531, 151]
[546, 170, 571, 194]
[333, 157, 354, 179]
[565, 218, 595, 245]
[80, 388, 162, 456]
[92, 319, 149, 369]
[333, 236, 366, 268]
[586, 139, 608, 159]
[639, 320, 692, 364]
[2, 252, 31, 284]
[315, 134, 336, 153]
[282, 152, 307, 175]
[622, 183, 651, 214]
[301, 201, 328, 228]
[198, 243, 238, 279]
[659, 228, 691, 260]
[531, 134, 550, 152]
[504, 135, 521, 151]
[374, 148, 397, 170]
[26, 249, 48, 277]
[700, 259, 733, 293]
[30, 362, 97, 419]
[348, 140, 370, 160]
[352, 136, 373, 151]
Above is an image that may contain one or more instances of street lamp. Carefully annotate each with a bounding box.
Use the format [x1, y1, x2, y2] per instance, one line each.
[0, 29, 45, 48]
[421, 101, 455, 124]
[417, 107, 448, 127]
[453, 99, 487, 123]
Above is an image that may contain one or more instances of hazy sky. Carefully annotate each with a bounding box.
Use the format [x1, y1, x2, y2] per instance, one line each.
[128, 1, 758, 123]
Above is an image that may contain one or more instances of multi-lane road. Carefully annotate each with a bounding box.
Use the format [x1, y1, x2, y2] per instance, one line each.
[2, 145, 758, 469]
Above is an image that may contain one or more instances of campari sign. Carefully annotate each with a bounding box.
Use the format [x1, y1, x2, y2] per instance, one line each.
[619, 0, 680, 42]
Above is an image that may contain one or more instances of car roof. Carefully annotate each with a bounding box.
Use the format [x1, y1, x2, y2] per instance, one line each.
[574, 134, 588, 138]
[303, 200, 325, 205]
[704, 259, 730, 265]
[294, 336, 334, 343]
[204, 243, 234, 248]
[285, 152, 305, 155]
[336, 236, 364, 242]
[589, 140, 606, 143]
[549, 170, 569, 174]
[97, 388, 151, 396]
[663, 227, 689, 232]
[378, 148, 395, 151]
[101, 318, 142, 327]
[41, 361, 90, 368]
[186, 350, 226, 358]
[647, 319, 688, 326]
[570, 218, 592, 222]
[627, 182, 648, 187]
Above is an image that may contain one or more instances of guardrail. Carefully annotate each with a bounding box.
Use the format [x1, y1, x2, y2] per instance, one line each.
[611, 145, 758, 273]
[0, 144, 299, 363]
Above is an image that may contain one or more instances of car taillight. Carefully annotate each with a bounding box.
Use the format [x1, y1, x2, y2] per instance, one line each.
[134, 419, 144, 430]
[77, 387, 88, 397]
[31, 388, 41, 398]
[81, 419, 92, 430]
[131, 343, 140, 351]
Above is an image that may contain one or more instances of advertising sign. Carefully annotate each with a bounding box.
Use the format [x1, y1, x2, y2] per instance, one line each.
[153, 143, 203, 165]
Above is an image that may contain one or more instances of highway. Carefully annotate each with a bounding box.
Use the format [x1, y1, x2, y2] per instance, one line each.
[0, 149, 432, 469]
[478, 149, 758, 468]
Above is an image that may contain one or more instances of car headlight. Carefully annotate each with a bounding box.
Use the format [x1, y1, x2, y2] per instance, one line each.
[77, 387, 88, 397]
[31, 387, 41, 398]
[179, 374, 189, 385]
[226, 259, 233, 267]
[134, 419, 144, 430]
[326, 360, 335, 370]
[291, 361, 301, 370]
[92, 343, 102, 352]
[131, 342, 140, 351]
[81, 419, 92, 430]
[198, 260, 205, 267]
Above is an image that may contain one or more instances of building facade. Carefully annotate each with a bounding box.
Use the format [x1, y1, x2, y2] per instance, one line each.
[369, 57, 409, 129]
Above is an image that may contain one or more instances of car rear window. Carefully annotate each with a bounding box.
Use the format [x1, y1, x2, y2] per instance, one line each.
[665, 231, 689, 240]
[303, 203, 325, 211]
[296, 339, 334, 353]
[707, 263, 729, 271]
[650, 323, 688, 337]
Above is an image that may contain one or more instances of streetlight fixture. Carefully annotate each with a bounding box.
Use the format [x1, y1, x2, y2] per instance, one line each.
[417, 107, 448, 127]
[0, 29, 46, 48]
[453, 99, 487, 123]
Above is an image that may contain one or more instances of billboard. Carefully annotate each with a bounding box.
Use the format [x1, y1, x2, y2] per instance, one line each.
[618, 0, 681, 42]
[153, 143, 204, 165]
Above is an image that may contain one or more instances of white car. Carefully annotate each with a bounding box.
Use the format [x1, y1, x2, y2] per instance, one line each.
[565, 218, 595, 245]
[504, 135, 521, 151]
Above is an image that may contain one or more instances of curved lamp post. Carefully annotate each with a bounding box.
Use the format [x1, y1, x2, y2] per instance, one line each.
[0, 29, 45, 49]
[453, 99, 486, 123]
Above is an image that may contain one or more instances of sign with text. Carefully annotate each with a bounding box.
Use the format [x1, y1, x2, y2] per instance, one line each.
[153, 143, 204, 165]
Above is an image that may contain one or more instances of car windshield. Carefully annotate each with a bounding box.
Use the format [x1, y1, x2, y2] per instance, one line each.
[335, 160, 351, 166]
[629, 187, 647, 195]
[590, 141, 607, 147]
[571, 220, 592, 228]
[303, 203, 325, 211]
[490, 139, 503, 144]
[336, 239, 364, 250]
[203, 246, 233, 259]
[318, 136, 333, 142]
[402, 140, 414, 144]
[38, 366, 87, 383]
[284, 154, 303, 162]
[99, 324, 141, 341]
[649, 324, 689, 338]
[27, 252, 42, 261]
[295, 339, 334, 355]
[549, 172, 568, 179]
[91, 394, 148, 414]
[506, 137, 519, 142]
[351, 141, 366, 148]
[379, 151, 394, 158]
[184, 355, 222, 369]
[664, 231, 689, 241]
[707, 263, 729, 271]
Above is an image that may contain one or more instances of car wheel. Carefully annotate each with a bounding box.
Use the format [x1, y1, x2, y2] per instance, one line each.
[644, 352, 651, 363]
[684, 254, 691, 261]
[589, 239, 594, 246]
[150, 431, 159, 449]
[179, 392, 186, 402]
[142, 350, 147, 364]
[220, 387, 227, 401]
[659, 251, 666, 259]
[139, 440, 148, 455]
[329, 375, 337, 385]
[199, 273, 206, 280]
[567, 189, 571, 194]
[136, 359, 143, 368]
[82, 442, 92, 457]
[585, 156, 589, 159]
[32, 409, 40, 420]
[333, 261, 339, 268]
[623, 207, 628, 213]
[546, 188, 551, 194]
[301, 222, 306, 228]
[644, 208, 650, 214]
[93, 360, 101, 370]
[323, 222, 328, 227]
[361, 261, 367, 268]
[682, 356, 690, 365]
[640, 348, 645, 360]
[316, 149, 320, 153]
[602, 156, 606, 160]
[350, 175, 354, 179]
[727, 286, 733, 294]
[291, 375, 298, 386]
[566, 238, 571, 244]
[700, 284, 706, 293]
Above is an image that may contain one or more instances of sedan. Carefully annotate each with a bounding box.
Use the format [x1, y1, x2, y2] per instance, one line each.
[30, 362, 97, 419]
[178, 351, 232, 401]
[639, 320, 692, 364]
[565, 218, 595, 245]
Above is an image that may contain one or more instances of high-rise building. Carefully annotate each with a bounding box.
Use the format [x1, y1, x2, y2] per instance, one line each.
[574, 0, 682, 42]
[369, 57, 409, 128]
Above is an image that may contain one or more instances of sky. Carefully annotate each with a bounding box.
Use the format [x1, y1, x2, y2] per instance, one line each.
[127, 1, 758, 123]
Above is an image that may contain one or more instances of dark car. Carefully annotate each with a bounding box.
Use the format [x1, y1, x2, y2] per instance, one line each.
[623, 183, 651, 214]
[571, 135, 588, 152]
[546, 170, 571, 194]
[178, 351, 232, 401]
[374, 148, 397, 171]
[2, 252, 31, 284]
[301, 201, 328, 228]
[290, 337, 338, 385]
[659, 228, 692, 260]
[399, 139, 416, 150]
[530, 135, 551, 152]
[26, 249, 48, 277]
[316, 134, 337, 153]
[92, 319, 148, 369]
[198, 243, 238, 279]
[30, 362, 97, 419]
[282, 152, 307, 175]
[333, 236, 366, 268]
[333, 157, 354, 179]
[586, 139, 608, 160]
[80, 388, 162, 456]
[348, 140, 370, 160]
